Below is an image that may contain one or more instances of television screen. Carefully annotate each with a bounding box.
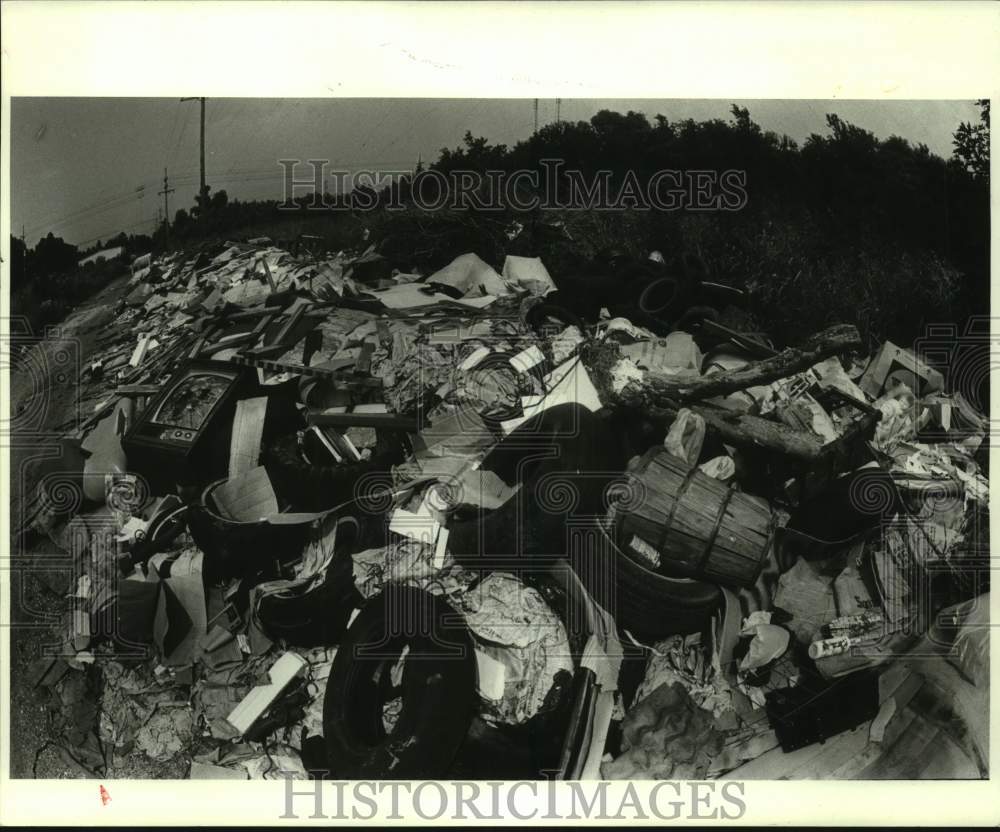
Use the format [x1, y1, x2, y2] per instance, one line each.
[151, 372, 234, 430]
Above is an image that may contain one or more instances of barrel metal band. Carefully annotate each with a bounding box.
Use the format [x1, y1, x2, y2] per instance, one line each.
[699, 481, 738, 574]
[658, 462, 700, 569]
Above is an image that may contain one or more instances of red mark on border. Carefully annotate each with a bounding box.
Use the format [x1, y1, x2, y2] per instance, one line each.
[100, 785, 111, 806]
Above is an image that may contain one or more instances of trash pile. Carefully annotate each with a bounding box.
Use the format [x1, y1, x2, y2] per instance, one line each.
[24, 235, 990, 780]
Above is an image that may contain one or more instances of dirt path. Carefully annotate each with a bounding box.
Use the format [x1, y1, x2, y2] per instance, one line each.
[7, 273, 130, 778]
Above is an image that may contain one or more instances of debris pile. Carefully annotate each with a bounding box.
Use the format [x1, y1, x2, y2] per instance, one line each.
[23, 235, 989, 780]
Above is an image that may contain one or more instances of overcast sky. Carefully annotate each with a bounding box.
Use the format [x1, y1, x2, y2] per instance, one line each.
[11, 98, 980, 249]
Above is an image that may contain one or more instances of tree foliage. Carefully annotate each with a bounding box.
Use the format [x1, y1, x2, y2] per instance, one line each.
[952, 99, 989, 181]
[14, 104, 989, 347]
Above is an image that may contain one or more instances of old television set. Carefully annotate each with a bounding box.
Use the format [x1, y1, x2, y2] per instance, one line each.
[124, 360, 256, 493]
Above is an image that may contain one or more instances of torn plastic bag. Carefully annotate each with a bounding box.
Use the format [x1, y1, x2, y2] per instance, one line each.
[772, 556, 839, 645]
[663, 407, 706, 464]
[928, 593, 989, 689]
[135, 705, 194, 762]
[739, 623, 790, 671]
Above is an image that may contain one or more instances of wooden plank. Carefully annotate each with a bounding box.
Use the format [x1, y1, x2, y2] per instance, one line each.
[915, 734, 981, 779]
[265, 301, 309, 348]
[231, 354, 357, 380]
[188, 335, 208, 359]
[227, 652, 306, 735]
[870, 703, 920, 755]
[723, 723, 868, 780]
[203, 332, 258, 356]
[355, 341, 375, 375]
[241, 343, 292, 360]
[258, 256, 276, 292]
[870, 671, 924, 743]
[788, 722, 873, 779]
[859, 707, 941, 779]
[249, 309, 279, 342]
[116, 384, 163, 397]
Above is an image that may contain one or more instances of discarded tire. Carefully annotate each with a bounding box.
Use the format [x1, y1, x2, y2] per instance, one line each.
[636, 276, 683, 316]
[263, 430, 407, 512]
[572, 527, 722, 638]
[322, 586, 478, 779]
[254, 550, 362, 647]
[128, 502, 188, 567]
[612, 543, 722, 637]
[186, 478, 312, 583]
[524, 302, 586, 336]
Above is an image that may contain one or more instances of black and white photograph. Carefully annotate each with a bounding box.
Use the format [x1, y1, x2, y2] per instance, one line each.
[1, 2, 997, 827]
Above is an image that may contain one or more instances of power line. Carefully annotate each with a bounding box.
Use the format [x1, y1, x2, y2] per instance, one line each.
[24, 158, 418, 237]
[74, 215, 160, 249]
[23, 187, 153, 241]
[23, 185, 150, 232]
[24, 152, 421, 243]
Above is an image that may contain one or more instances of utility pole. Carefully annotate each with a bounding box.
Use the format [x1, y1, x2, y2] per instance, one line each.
[533, 99, 539, 134]
[180, 96, 207, 202]
[158, 167, 175, 231]
[556, 99, 561, 124]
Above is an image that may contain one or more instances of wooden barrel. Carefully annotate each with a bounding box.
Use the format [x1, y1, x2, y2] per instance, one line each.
[613, 447, 773, 588]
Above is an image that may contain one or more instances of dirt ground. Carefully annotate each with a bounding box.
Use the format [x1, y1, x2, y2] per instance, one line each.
[5, 274, 184, 778]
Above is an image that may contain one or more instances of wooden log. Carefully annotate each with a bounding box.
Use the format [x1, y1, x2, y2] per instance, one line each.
[692, 402, 825, 461]
[583, 325, 862, 461]
[587, 323, 862, 404]
[640, 400, 825, 462]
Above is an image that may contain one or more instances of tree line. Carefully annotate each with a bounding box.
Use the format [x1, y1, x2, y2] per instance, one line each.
[10, 102, 989, 346]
